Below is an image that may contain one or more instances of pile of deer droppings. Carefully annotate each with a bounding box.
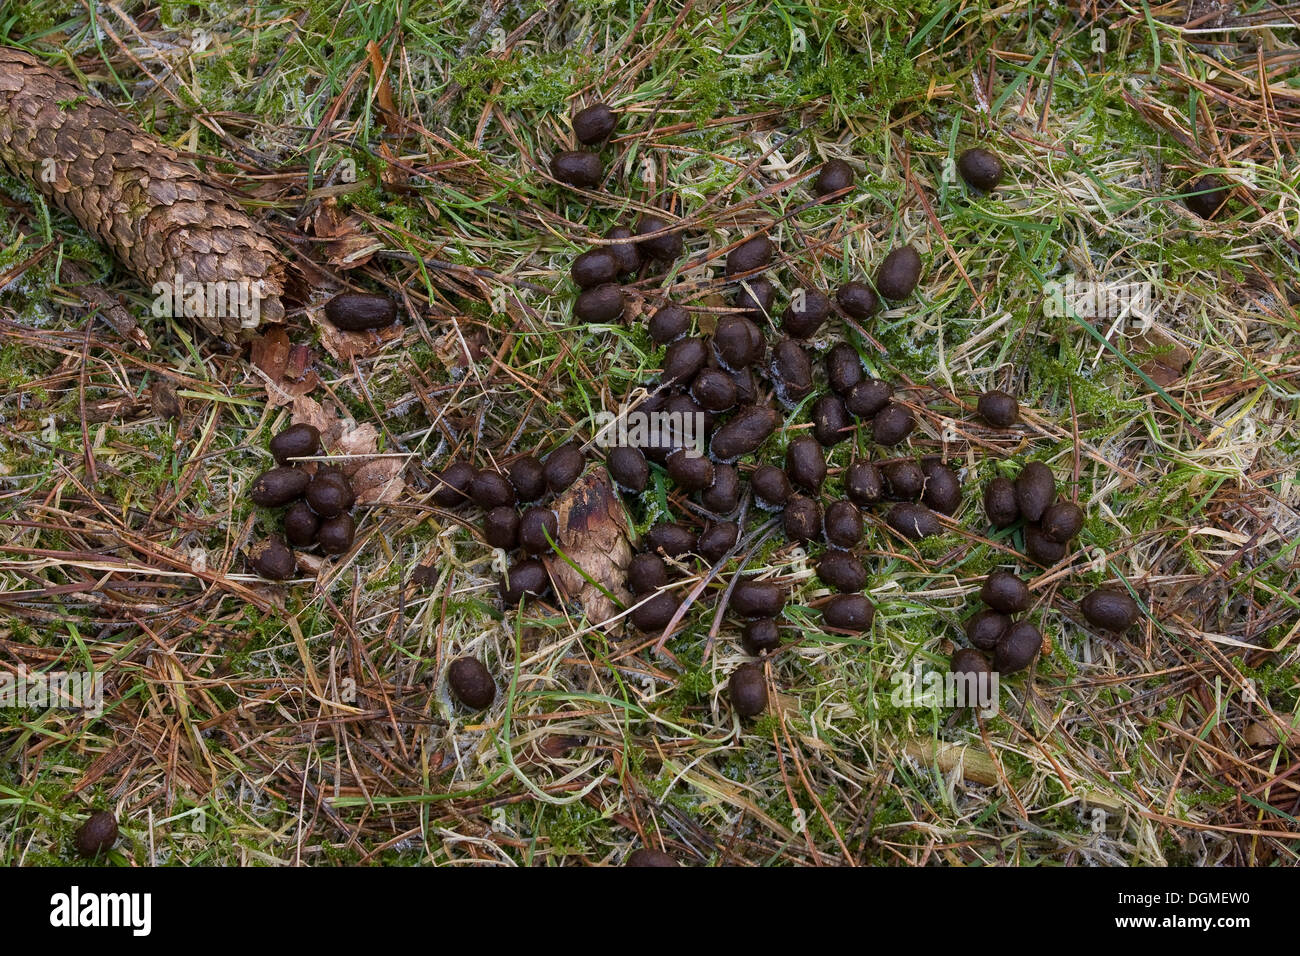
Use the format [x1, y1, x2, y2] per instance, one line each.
[236, 103, 1160, 864]
[372, 103, 1145, 736]
[248, 423, 357, 575]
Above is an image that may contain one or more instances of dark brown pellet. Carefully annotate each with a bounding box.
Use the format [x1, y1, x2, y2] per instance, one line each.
[825, 343, 864, 395]
[729, 663, 768, 717]
[710, 406, 780, 461]
[781, 289, 831, 339]
[846, 379, 893, 418]
[783, 494, 822, 543]
[886, 502, 941, 540]
[752, 464, 792, 509]
[965, 609, 1009, 651]
[482, 506, 520, 549]
[501, 558, 550, 606]
[995, 621, 1042, 674]
[812, 394, 852, 446]
[571, 249, 619, 289]
[951, 648, 992, 683]
[875, 244, 922, 300]
[822, 593, 875, 632]
[873, 402, 915, 446]
[770, 338, 814, 403]
[983, 477, 1020, 528]
[786, 436, 826, 492]
[981, 570, 1030, 614]
[713, 314, 764, 369]
[270, 423, 321, 465]
[664, 393, 714, 441]
[836, 281, 879, 319]
[250, 466, 309, 507]
[666, 449, 714, 491]
[543, 444, 585, 493]
[628, 553, 670, 594]
[470, 470, 516, 509]
[957, 147, 1004, 191]
[698, 521, 739, 562]
[626, 848, 678, 867]
[508, 456, 548, 502]
[701, 463, 741, 513]
[845, 460, 884, 505]
[824, 500, 864, 549]
[250, 535, 295, 580]
[1024, 524, 1068, 565]
[742, 618, 782, 655]
[74, 810, 119, 859]
[1015, 462, 1055, 523]
[324, 292, 397, 331]
[691, 368, 738, 411]
[662, 337, 708, 386]
[1081, 589, 1139, 633]
[550, 150, 603, 189]
[605, 226, 642, 275]
[608, 446, 650, 493]
[306, 472, 356, 517]
[817, 551, 868, 592]
[733, 276, 776, 320]
[1041, 501, 1084, 543]
[977, 389, 1019, 427]
[284, 500, 319, 547]
[1184, 174, 1230, 220]
[448, 657, 496, 709]
[575, 283, 625, 323]
[432, 461, 476, 507]
[731, 580, 786, 618]
[726, 234, 773, 276]
[729, 368, 759, 409]
[812, 158, 854, 196]
[317, 513, 356, 554]
[882, 460, 925, 500]
[647, 521, 696, 558]
[649, 303, 690, 343]
[636, 214, 683, 261]
[632, 591, 681, 632]
[921, 462, 962, 515]
[573, 102, 617, 145]
[518, 507, 559, 554]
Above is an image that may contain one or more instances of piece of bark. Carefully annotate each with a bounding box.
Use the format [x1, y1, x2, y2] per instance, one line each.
[0, 47, 287, 339]
[543, 468, 632, 629]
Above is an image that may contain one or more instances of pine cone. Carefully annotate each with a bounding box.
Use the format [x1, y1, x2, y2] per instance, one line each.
[0, 47, 287, 339]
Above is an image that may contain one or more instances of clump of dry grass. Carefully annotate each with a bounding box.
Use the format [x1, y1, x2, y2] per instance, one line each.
[0, 1, 1297, 866]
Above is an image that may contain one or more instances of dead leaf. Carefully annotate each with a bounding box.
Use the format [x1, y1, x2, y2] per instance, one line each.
[291, 394, 346, 449]
[150, 379, 181, 420]
[250, 326, 319, 406]
[311, 198, 383, 269]
[313, 309, 403, 363]
[349, 457, 406, 504]
[335, 422, 381, 464]
[284, 402, 409, 502]
[1125, 325, 1191, 389]
[543, 468, 632, 629]
[537, 735, 585, 760]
